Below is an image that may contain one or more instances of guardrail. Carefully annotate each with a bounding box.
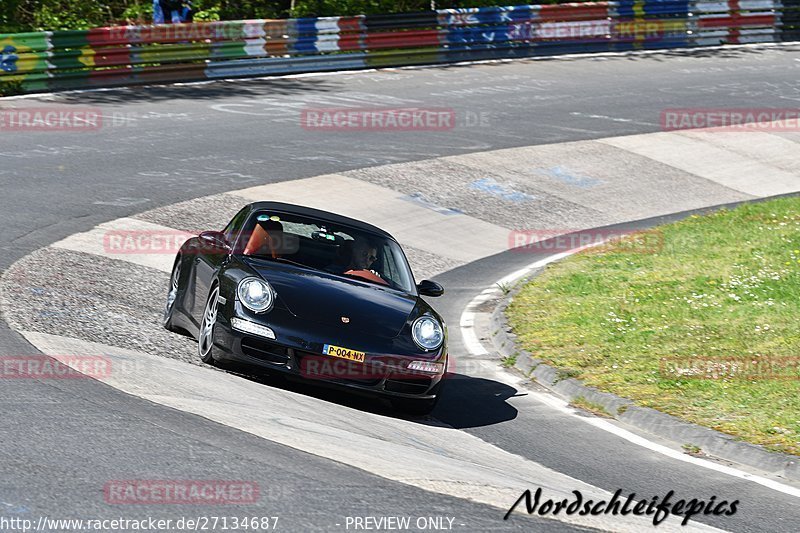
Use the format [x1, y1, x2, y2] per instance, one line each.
[1, 1, 798, 94]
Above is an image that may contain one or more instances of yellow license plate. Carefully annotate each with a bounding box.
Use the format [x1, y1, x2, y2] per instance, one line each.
[323, 344, 365, 363]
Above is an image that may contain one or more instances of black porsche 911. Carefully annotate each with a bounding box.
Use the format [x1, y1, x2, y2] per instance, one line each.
[163, 202, 448, 414]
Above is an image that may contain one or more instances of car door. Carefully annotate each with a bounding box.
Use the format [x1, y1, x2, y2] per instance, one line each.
[189, 207, 250, 325]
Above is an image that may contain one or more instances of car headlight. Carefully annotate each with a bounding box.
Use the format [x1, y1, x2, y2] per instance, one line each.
[411, 315, 444, 351]
[237, 277, 274, 313]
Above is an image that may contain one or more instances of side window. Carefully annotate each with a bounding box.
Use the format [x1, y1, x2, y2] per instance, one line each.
[223, 207, 249, 248]
[384, 241, 414, 291]
[379, 243, 394, 280]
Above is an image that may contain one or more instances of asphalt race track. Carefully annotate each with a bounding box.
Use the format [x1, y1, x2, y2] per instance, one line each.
[1, 44, 800, 532]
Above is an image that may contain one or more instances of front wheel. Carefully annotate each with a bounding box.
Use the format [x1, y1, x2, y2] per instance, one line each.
[198, 285, 220, 365]
[163, 257, 182, 332]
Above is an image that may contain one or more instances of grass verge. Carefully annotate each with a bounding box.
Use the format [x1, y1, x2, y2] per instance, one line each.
[569, 396, 613, 418]
[506, 196, 800, 455]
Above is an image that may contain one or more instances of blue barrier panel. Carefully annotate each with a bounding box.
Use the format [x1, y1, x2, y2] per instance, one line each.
[445, 25, 515, 45]
[439, 6, 537, 25]
[612, 0, 691, 17]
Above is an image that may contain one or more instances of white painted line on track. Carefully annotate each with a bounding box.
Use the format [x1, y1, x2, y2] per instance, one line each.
[600, 133, 800, 197]
[50, 217, 188, 273]
[528, 387, 800, 499]
[460, 249, 800, 499]
[460, 251, 576, 358]
[569, 112, 658, 127]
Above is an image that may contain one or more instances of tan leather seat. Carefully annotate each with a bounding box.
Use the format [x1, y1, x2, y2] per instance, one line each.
[243, 220, 283, 258]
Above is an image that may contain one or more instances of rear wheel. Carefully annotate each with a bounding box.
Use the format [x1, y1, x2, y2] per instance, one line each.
[198, 285, 220, 365]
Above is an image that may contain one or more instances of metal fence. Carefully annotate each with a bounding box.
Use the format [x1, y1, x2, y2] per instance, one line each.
[1, 1, 798, 94]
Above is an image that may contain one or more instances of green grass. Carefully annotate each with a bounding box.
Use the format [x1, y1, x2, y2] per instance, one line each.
[0, 79, 24, 97]
[569, 396, 612, 418]
[501, 353, 518, 368]
[506, 197, 800, 455]
[681, 443, 703, 456]
[496, 282, 513, 295]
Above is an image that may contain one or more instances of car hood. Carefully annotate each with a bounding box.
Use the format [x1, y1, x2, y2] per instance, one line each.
[244, 259, 417, 338]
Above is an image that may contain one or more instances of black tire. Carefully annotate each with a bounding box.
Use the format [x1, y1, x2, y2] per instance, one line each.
[163, 256, 182, 333]
[198, 285, 220, 365]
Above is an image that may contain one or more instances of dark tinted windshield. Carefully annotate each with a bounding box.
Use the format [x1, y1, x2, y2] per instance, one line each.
[235, 210, 415, 293]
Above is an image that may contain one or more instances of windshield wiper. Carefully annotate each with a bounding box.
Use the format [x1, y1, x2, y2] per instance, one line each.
[271, 257, 302, 266]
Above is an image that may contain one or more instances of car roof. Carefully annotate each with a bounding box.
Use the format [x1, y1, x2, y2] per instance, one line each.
[245, 202, 396, 241]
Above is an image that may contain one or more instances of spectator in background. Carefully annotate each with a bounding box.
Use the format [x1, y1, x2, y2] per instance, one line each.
[180, 1, 194, 23]
[153, 0, 193, 24]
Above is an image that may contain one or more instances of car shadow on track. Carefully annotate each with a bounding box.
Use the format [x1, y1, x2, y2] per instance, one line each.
[217, 362, 519, 427]
[37, 43, 798, 105]
[49, 77, 339, 104]
[530, 43, 800, 64]
[432, 373, 520, 428]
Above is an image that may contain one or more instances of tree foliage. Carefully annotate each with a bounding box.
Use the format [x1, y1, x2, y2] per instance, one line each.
[1, 0, 559, 32]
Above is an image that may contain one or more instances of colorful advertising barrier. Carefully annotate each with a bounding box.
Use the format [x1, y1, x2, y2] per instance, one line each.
[0, 1, 796, 94]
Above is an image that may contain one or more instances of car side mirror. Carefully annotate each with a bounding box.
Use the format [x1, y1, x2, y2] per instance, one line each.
[417, 280, 444, 297]
[199, 231, 231, 253]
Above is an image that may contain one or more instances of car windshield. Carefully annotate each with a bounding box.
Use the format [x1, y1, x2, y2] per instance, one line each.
[235, 210, 416, 293]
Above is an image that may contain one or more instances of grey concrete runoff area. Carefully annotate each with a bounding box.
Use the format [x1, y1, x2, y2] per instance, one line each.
[1, 43, 800, 532]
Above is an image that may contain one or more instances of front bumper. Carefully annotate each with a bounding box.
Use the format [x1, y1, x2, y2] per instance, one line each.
[212, 318, 446, 400]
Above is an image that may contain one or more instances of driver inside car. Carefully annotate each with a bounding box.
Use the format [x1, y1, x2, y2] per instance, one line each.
[348, 238, 378, 271]
[345, 239, 388, 285]
[328, 238, 387, 285]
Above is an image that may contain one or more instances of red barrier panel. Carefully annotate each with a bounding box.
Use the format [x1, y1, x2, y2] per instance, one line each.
[698, 14, 777, 28]
[364, 29, 442, 49]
